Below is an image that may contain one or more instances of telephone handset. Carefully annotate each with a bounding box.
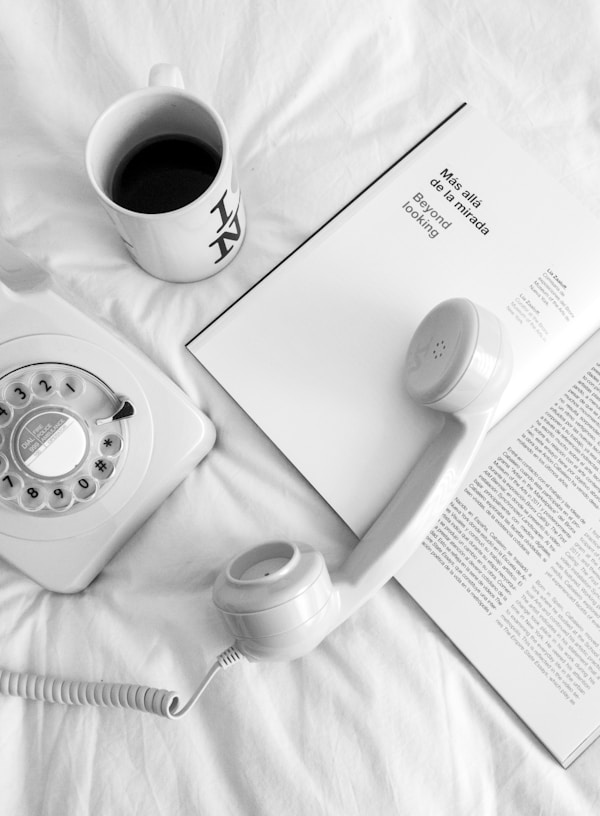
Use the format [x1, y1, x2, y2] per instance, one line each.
[213, 298, 513, 662]
[0, 237, 215, 592]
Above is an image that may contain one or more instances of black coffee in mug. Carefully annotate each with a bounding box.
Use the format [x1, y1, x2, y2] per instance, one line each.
[111, 134, 221, 214]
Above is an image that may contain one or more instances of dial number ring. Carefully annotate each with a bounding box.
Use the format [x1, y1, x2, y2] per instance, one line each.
[0, 363, 128, 514]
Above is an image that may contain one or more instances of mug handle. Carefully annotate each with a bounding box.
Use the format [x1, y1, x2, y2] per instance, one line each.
[148, 63, 184, 89]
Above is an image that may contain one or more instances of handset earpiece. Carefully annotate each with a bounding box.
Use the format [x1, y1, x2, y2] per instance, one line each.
[404, 297, 509, 412]
[213, 298, 512, 661]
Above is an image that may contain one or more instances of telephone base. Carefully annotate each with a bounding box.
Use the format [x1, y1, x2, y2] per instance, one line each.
[0, 277, 215, 592]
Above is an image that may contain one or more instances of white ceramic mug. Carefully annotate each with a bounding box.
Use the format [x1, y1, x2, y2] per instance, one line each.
[85, 64, 246, 283]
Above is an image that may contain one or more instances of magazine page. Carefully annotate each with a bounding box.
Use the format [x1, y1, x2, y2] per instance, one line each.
[400, 329, 600, 766]
[188, 104, 600, 536]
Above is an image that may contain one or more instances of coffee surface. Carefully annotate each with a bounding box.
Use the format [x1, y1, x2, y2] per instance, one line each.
[111, 135, 221, 213]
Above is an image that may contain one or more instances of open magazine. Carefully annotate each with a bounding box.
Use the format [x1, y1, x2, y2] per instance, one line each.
[188, 104, 600, 765]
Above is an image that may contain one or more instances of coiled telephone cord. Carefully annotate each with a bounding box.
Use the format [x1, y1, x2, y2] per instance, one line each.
[0, 645, 244, 719]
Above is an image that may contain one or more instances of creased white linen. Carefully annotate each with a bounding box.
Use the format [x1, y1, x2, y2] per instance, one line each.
[0, 0, 599, 813]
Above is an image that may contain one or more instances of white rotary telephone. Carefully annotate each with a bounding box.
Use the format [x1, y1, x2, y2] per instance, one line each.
[0, 237, 215, 593]
[0, 241, 512, 717]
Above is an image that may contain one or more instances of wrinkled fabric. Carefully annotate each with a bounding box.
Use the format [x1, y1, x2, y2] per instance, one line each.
[0, 0, 599, 813]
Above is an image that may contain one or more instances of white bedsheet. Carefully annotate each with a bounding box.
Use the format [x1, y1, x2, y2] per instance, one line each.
[1, 0, 600, 813]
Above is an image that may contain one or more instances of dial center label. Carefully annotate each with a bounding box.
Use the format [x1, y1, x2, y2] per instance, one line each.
[17, 410, 88, 477]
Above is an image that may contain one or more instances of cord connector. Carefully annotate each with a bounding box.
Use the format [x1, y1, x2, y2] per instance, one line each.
[167, 645, 246, 719]
[217, 645, 245, 668]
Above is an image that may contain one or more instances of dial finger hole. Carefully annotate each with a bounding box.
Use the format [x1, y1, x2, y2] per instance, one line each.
[48, 486, 74, 512]
[91, 458, 114, 481]
[59, 375, 85, 400]
[0, 453, 8, 476]
[19, 484, 46, 512]
[6, 382, 31, 408]
[73, 475, 96, 502]
[0, 472, 23, 499]
[32, 372, 57, 399]
[99, 434, 122, 457]
[0, 402, 12, 428]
